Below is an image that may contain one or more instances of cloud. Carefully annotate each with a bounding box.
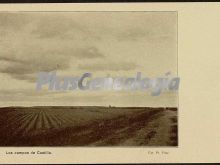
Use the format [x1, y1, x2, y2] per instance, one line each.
[0, 56, 26, 63]
[0, 46, 70, 81]
[78, 61, 138, 71]
[0, 14, 105, 82]
[117, 29, 149, 41]
[0, 12, 176, 83]
[31, 15, 83, 39]
[73, 47, 105, 59]
[0, 45, 105, 82]
[0, 13, 31, 31]
[0, 45, 70, 70]
[0, 46, 105, 81]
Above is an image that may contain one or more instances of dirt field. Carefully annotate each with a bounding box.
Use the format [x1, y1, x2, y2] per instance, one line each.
[0, 106, 177, 146]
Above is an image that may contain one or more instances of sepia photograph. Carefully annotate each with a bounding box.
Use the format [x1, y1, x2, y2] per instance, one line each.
[0, 11, 178, 146]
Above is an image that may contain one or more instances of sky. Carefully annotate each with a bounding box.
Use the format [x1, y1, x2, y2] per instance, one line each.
[0, 12, 177, 107]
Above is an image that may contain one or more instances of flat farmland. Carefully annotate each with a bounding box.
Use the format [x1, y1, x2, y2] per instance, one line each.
[0, 106, 177, 146]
